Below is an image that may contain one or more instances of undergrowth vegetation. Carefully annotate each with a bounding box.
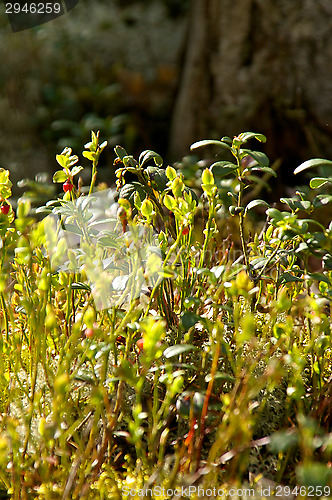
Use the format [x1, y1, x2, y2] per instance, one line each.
[0, 131, 331, 498]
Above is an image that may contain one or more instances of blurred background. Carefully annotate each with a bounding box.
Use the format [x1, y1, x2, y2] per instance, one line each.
[1, 0, 332, 199]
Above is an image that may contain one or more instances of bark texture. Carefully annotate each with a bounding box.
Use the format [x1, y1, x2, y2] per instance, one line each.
[170, 0, 332, 177]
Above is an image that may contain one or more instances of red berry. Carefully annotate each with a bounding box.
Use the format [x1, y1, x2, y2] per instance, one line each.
[63, 180, 73, 192]
[182, 226, 189, 236]
[136, 338, 144, 353]
[1, 204, 10, 215]
[84, 328, 94, 338]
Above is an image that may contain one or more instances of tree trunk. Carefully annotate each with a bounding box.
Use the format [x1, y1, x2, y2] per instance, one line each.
[169, 0, 332, 180]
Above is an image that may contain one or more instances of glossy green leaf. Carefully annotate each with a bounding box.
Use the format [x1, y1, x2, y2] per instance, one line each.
[119, 182, 147, 207]
[210, 161, 238, 177]
[163, 344, 198, 359]
[250, 257, 269, 270]
[35, 206, 52, 214]
[280, 198, 311, 211]
[82, 151, 96, 161]
[184, 186, 198, 205]
[205, 371, 235, 383]
[146, 166, 168, 191]
[190, 139, 231, 151]
[139, 150, 163, 167]
[122, 155, 138, 167]
[17, 199, 31, 219]
[245, 199, 269, 214]
[239, 132, 267, 143]
[0, 169, 12, 188]
[52, 170, 68, 183]
[163, 194, 176, 211]
[114, 145, 128, 160]
[56, 154, 68, 169]
[266, 208, 286, 221]
[312, 194, 332, 207]
[250, 165, 277, 177]
[309, 177, 332, 189]
[294, 158, 332, 175]
[242, 149, 270, 167]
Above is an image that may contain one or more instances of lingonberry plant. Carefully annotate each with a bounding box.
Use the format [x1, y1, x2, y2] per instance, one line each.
[0, 131, 330, 498]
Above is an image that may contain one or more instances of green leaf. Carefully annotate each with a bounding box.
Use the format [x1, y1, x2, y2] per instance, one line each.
[98, 236, 121, 249]
[146, 166, 168, 191]
[122, 156, 138, 167]
[119, 182, 147, 207]
[163, 344, 197, 358]
[0, 186, 11, 199]
[56, 154, 68, 169]
[82, 151, 96, 162]
[238, 132, 267, 143]
[163, 194, 176, 211]
[141, 199, 153, 217]
[71, 165, 83, 176]
[313, 194, 332, 207]
[190, 139, 231, 151]
[266, 208, 286, 221]
[294, 158, 332, 175]
[63, 224, 83, 236]
[202, 168, 214, 185]
[35, 206, 52, 214]
[250, 165, 276, 177]
[159, 266, 176, 279]
[71, 282, 91, 291]
[210, 161, 238, 178]
[278, 272, 304, 284]
[280, 198, 312, 211]
[309, 177, 332, 189]
[180, 312, 201, 329]
[242, 149, 270, 167]
[305, 273, 331, 285]
[52, 170, 68, 183]
[296, 463, 332, 488]
[183, 296, 201, 309]
[0, 168, 12, 188]
[269, 429, 299, 453]
[17, 199, 31, 219]
[205, 371, 235, 383]
[250, 257, 269, 270]
[245, 199, 269, 214]
[114, 145, 128, 160]
[184, 186, 198, 205]
[139, 150, 163, 167]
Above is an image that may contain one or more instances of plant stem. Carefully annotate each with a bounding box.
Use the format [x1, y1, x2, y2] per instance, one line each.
[88, 158, 98, 195]
[238, 184, 251, 279]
